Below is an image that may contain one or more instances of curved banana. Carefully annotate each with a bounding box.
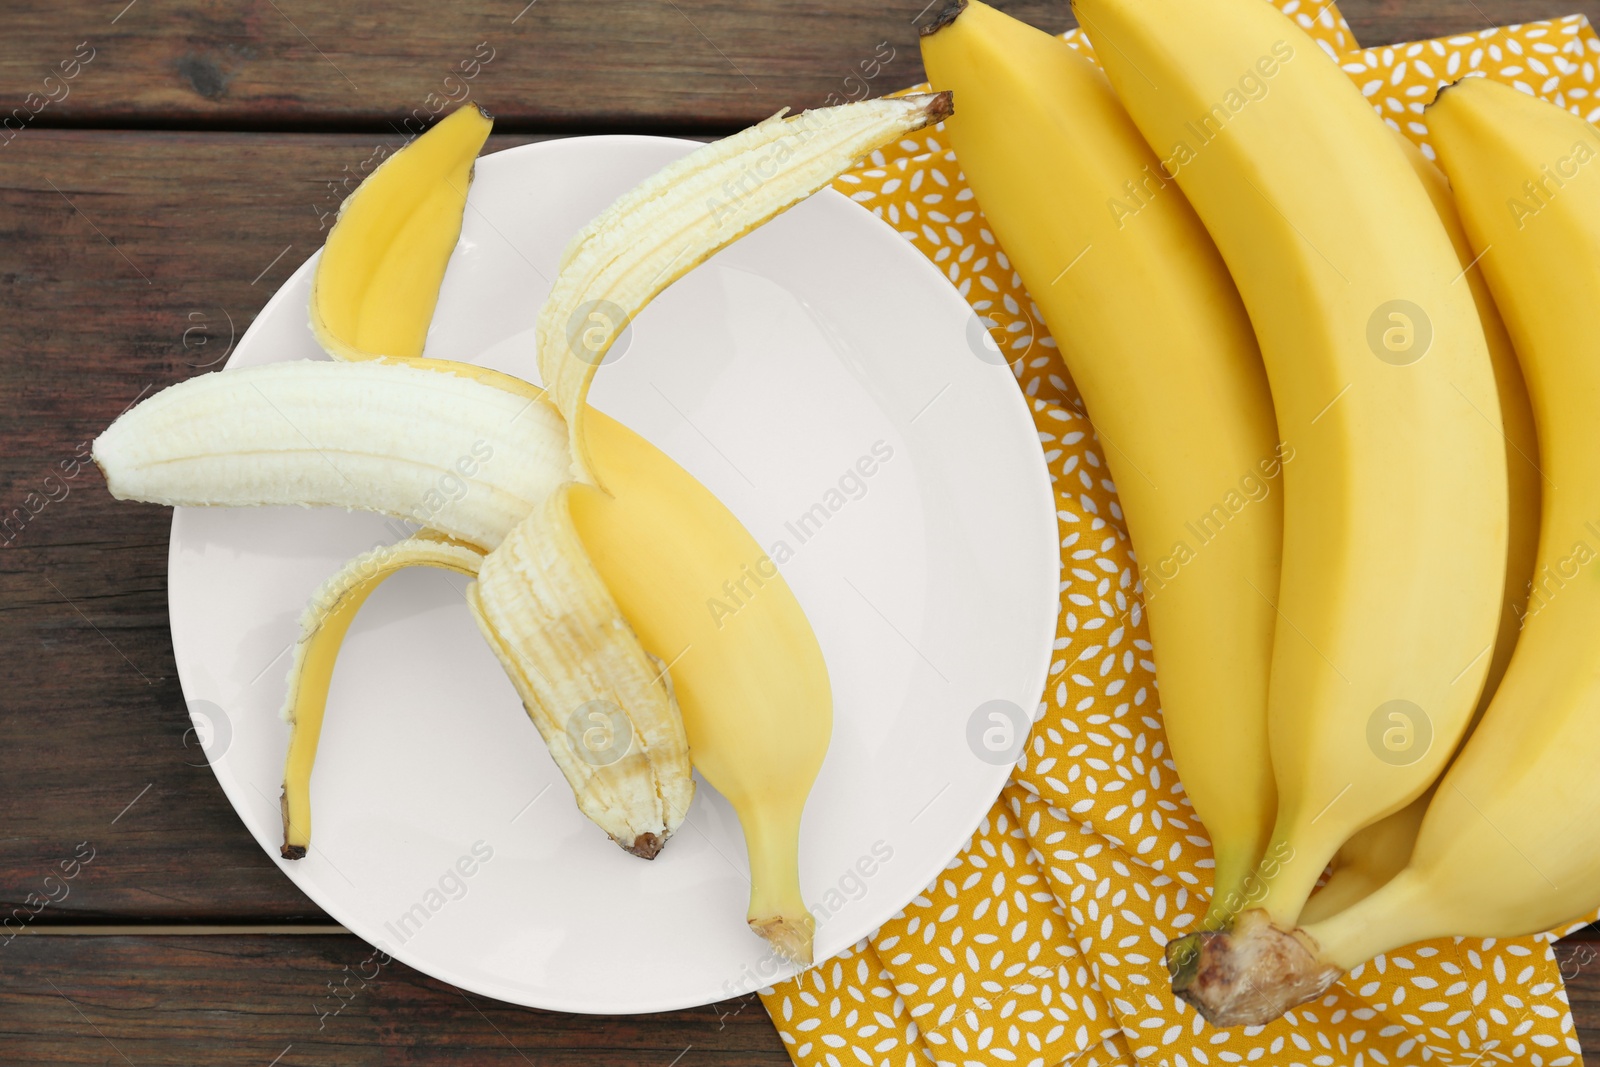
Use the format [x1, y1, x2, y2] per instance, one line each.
[103, 96, 944, 961]
[1074, 0, 1508, 1012]
[919, 0, 1280, 927]
[1300, 133, 1541, 927]
[281, 535, 486, 858]
[1297, 73, 1600, 997]
[1161, 75, 1599, 1027]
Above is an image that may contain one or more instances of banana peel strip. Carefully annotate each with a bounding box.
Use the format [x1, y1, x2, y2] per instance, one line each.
[281, 535, 485, 858]
[535, 92, 954, 483]
[311, 104, 494, 363]
[468, 485, 694, 858]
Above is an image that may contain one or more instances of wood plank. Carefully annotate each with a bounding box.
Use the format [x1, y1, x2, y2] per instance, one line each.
[0, 1, 1590, 133]
[0, 934, 1592, 1062]
[0, 129, 552, 921]
[0, 934, 789, 1065]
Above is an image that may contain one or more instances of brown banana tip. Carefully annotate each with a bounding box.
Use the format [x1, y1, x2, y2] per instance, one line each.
[281, 843, 307, 860]
[919, 0, 968, 36]
[473, 101, 495, 122]
[621, 832, 664, 860]
[1425, 72, 1486, 110]
[921, 90, 955, 124]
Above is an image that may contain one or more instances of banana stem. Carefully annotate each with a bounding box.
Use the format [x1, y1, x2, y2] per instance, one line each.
[1203, 841, 1268, 929]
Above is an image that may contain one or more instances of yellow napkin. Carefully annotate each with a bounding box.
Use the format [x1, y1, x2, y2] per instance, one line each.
[763, 4, 1600, 1064]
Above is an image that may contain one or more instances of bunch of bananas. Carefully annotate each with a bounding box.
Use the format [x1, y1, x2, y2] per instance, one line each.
[94, 93, 952, 964]
[923, 0, 1600, 1027]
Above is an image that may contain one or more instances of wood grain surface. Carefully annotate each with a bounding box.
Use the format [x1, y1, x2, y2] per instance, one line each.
[0, 0, 1597, 1063]
[0, 935, 790, 1065]
[0, 0, 1592, 132]
[0, 933, 1593, 1063]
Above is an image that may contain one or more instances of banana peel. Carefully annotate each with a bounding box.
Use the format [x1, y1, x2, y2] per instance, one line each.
[281, 535, 486, 858]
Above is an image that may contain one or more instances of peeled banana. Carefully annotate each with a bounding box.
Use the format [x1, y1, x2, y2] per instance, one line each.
[100, 95, 952, 965]
[92, 358, 570, 551]
[470, 486, 694, 858]
[920, 0, 1281, 928]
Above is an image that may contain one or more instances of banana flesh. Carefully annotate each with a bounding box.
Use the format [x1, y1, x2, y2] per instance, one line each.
[280, 535, 486, 858]
[469, 484, 694, 858]
[92, 358, 570, 550]
[99, 95, 947, 963]
[921, 1, 1281, 927]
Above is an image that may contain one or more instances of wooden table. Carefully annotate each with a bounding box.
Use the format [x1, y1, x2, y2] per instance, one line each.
[1, 1, 1595, 1062]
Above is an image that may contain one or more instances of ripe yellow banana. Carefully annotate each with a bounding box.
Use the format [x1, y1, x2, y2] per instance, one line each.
[919, 0, 1281, 927]
[1300, 133, 1541, 927]
[1281, 74, 1600, 1007]
[1164, 76, 1600, 1026]
[1074, 0, 1508, 1014]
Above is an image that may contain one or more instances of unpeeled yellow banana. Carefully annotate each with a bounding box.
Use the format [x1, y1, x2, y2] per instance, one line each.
[1289, 73, 1600, 1004]
[920, 0, 1281, 928]
[1074, 0, 1509, 1024]
[1300, 133, 1541, 927]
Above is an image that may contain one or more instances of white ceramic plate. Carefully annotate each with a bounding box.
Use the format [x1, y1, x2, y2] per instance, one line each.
[168, 135, 1058, 1013]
